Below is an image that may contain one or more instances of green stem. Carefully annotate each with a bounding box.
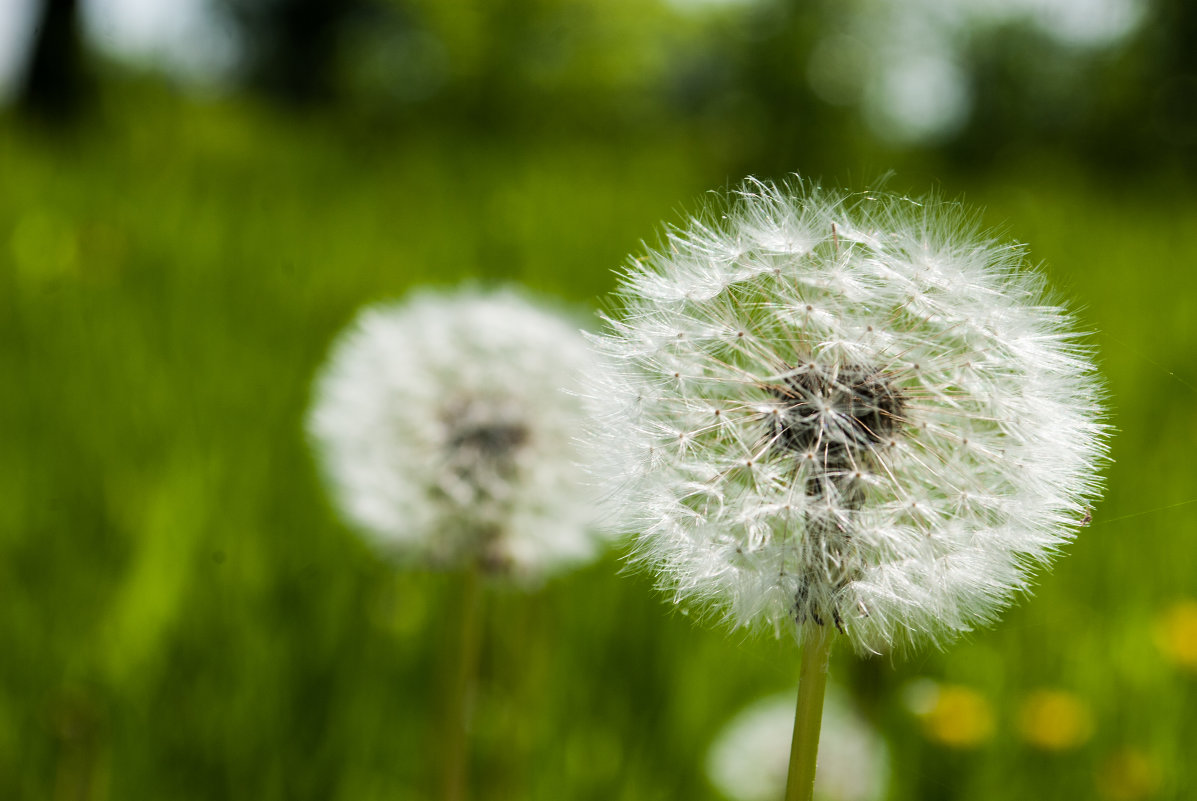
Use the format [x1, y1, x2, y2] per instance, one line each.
[443, 566, 483, 801]
[784, 626, 833, 801]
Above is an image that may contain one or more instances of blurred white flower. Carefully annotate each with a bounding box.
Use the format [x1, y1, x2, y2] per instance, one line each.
[308, 288, 604, 579]
[707, 686, 889, 801]
[589, 177, 1107, 652]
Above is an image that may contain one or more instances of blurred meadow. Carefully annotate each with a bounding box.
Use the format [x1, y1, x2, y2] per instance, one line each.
[2, 0, 1196, 799]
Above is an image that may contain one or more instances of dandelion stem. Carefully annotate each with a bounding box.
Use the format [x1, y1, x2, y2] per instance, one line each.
[443, 566, 483, 801]
[784, 626, 832, 801]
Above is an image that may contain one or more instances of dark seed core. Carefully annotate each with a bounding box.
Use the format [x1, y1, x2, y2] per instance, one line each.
[767, 364, 905, 630]
[769, 363, 905, 460]
[449, 423, 529, 458]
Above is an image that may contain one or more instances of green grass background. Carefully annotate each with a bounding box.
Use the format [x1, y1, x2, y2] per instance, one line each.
[1, 91, 1195, 800]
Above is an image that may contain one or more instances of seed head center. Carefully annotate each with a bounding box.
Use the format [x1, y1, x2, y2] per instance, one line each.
[449, 422, 529, 459]
[441, 408, 531, 498]
[769, 363, 905, 461]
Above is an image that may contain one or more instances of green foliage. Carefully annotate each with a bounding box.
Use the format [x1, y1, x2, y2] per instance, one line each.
[1, 94, 1195, 800]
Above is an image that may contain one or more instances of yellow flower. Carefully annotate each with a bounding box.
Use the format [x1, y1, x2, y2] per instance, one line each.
[1096, 748, 1160, 801]
[1016, 689, 1093, 751]
[1153, 599, 1197, 671]
[904, 680, 994, 748]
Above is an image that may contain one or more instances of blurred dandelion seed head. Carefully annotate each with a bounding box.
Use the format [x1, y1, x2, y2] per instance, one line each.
[308, 288, 605, 580]
[588, 177, 1109, 652]
[707, 686, 889, 801]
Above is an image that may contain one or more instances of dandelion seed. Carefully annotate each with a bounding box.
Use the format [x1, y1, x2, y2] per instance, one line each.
[587, 177, 1109, 800]
[588, 177, 1108, 653]
[308, 287, 604, 580]
[307, 287, 607, 801]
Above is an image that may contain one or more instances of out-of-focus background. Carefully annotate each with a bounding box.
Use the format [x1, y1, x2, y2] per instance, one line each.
[1, 1, 1195, 799]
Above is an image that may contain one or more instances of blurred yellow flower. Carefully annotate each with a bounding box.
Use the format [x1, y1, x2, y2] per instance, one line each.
[1016, 689, 1093, 751]
[1153, 599, 1197, 671]
[903, 680, 994, 748]
[1096, 748, 1160, 801]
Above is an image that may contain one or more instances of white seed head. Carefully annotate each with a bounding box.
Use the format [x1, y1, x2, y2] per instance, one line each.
[588, 178, 1108, 653]
[308, 288, 605, 580]
[707, 686, 890, 801]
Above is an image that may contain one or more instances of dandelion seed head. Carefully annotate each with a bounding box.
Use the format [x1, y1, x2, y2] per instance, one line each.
[588, 177, 1108, 652]
[308, 288, 604, 580]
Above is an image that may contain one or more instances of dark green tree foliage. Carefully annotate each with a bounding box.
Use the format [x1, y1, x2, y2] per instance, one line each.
[17, 0, 91, 124]
[660, 0, 857, 179]
[219, 0, 376, 107]
[938, 5, 1197, 174]
[1138, 0, 1197, 160]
